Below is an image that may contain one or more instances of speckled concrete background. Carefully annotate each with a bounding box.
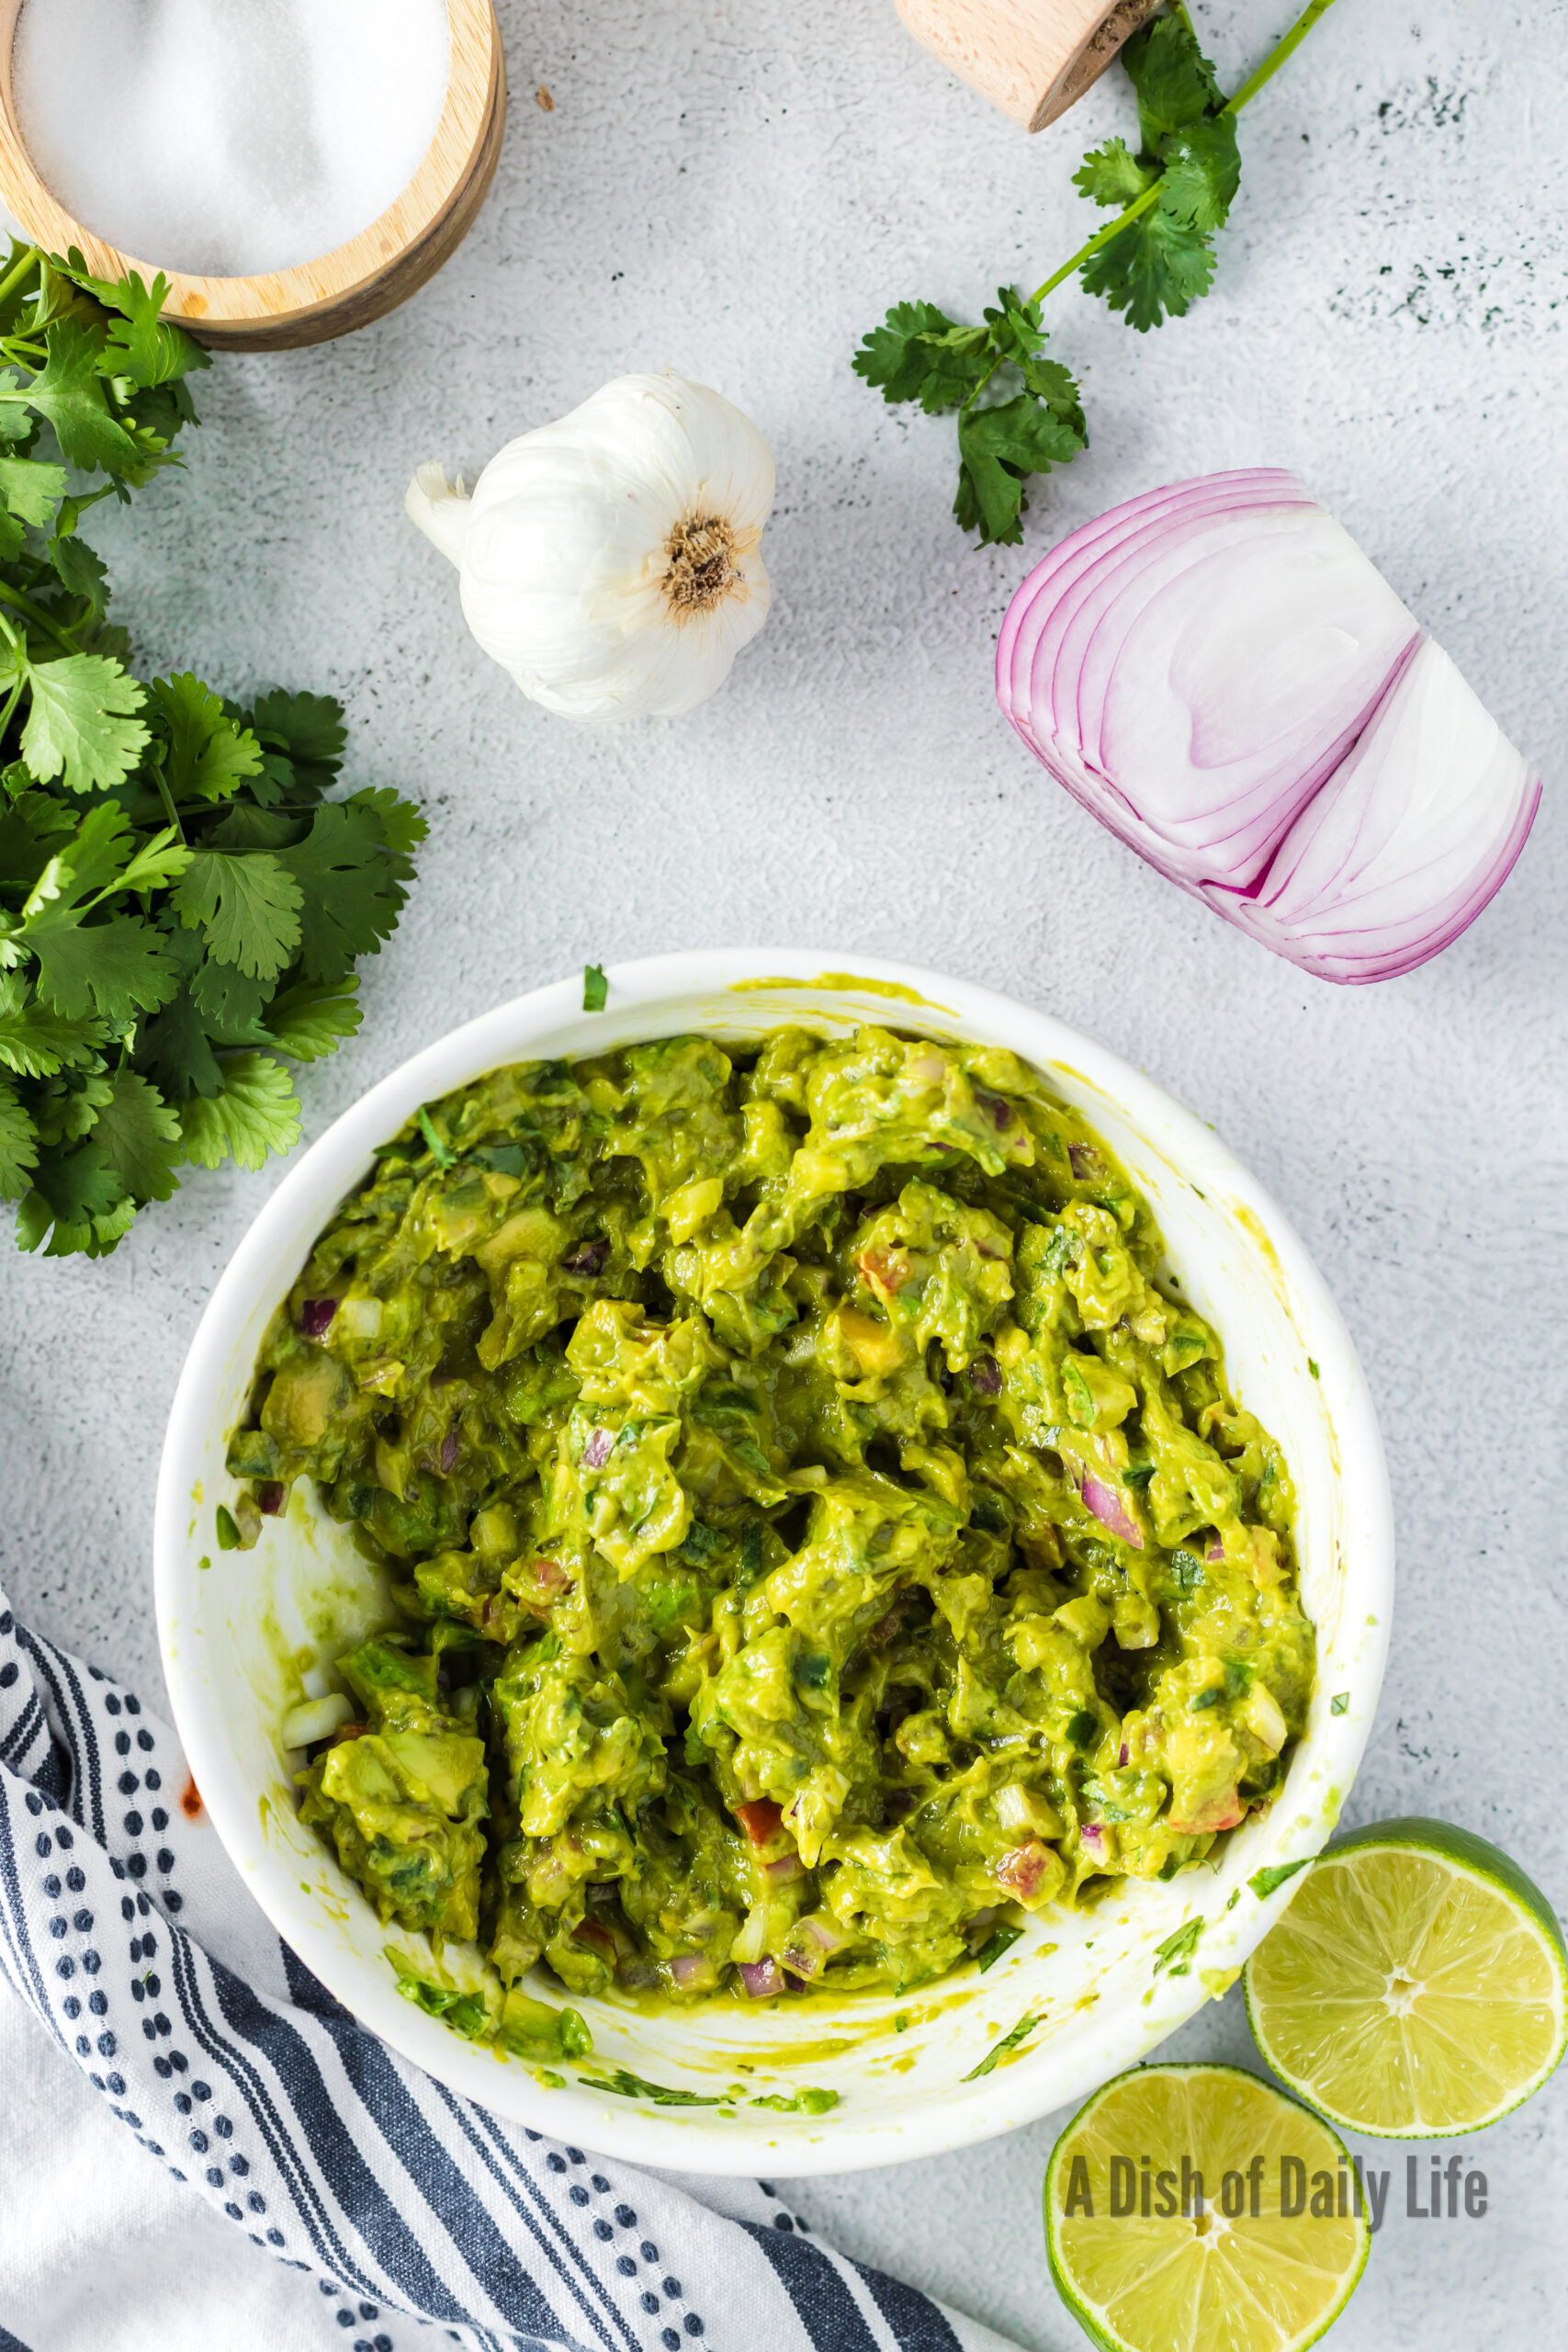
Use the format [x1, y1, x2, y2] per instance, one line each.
[2, 0, 1563, 2342]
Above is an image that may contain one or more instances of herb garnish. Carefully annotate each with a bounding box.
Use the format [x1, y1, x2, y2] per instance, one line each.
[964, 2009, 1044, 2081]
[0, 243, 424, 1256]
[1248, 1857, 1313, 1900]
[853, 2, 1340, 545]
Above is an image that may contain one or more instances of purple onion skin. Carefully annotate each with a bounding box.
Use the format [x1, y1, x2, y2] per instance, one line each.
[299, 1297, 337, 1339]
[996, 469, 1542, 983]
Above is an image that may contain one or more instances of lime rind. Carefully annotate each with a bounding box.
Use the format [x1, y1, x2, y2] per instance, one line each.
[1243, 1817, 1568, 2141]
[1043, 2061, 1371, 2352]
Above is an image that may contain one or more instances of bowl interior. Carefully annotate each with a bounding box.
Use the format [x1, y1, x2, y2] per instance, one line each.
[155, 954, 1392, 2173]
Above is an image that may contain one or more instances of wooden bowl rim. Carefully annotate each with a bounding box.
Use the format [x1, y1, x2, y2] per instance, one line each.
[0, 0, 497, 328]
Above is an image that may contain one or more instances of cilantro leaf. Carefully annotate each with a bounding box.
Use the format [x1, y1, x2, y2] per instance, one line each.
[955, 394, 1087, 546]
[45, 801, 136, 904]
[92, 1068, 182, 1202]
[189, 955, 272, 1037]
[277, 802, 407, 982]
[21, 653, 149, 792]
[852, 301, 987, 414]
[25, 1137, 125, 1230]
[26, 908, 179, 1022]
[54, 256, 208, 390]
[582, 962, 608, 1012]
[1160, 115, 1242, 232]
[170, 850, 302, 980]
[134, 989, 222, 1102]
[1080, 204, 1218, 331]
[262, 978, 363, 1061]
[152, 673, 264, 804]
[247, 689, 346, 796]
[1122, 10, 1224, 150]
[6, 319, 143, 474]
[1073, 136, 1157, 209]
[179, 1052, 301, 1171]
[344, 784, 428, 871]
[0, 453, 67, 524]
[49, 529, 110, 621]
[110, 824, 192, 898]
[0, 1078, 39, 1196]
[0, 972, 105, 1077]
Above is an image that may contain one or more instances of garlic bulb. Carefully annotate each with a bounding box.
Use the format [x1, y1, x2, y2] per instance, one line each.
[406, 371, 774, 721]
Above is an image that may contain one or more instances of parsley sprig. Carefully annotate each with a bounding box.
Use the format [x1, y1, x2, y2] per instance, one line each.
[0, 243, 425, 1258]
[854, 1, 1339, 545]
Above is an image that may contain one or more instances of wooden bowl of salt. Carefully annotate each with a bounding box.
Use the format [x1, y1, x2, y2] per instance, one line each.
[0, 0, 506, 350]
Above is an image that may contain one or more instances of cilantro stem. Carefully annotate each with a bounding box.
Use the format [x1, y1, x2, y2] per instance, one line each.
[958, 0, 1342, 415]
[0, 243, 39, 315]
[149, 753, 185, 840]
[1223, 0, 1341, 118]
[0, 579, 77, 655]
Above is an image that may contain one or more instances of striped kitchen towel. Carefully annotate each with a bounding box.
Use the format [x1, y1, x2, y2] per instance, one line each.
[0, 1590, 1020, 2352]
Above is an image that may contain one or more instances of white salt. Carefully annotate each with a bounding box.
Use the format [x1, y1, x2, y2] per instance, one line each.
[12, 0, 451, 278]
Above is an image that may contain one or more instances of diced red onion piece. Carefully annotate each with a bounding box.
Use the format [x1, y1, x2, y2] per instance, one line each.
[1116, 1742, 1130, 1769]
[438, 1429, 460, 1474]
[582, 1425, 613, 1471]
[781, 1940, 824, 1981]
[969, 1353, 1001, 1397]
[1081, 1474, 1143, 1549]
[1066, 1142, 1100, 1179]
[997, 469, 1540, 982]
[1206, 1536, 1224, 1563]
[800, 1914, 848, 1953]
[617, 1959, 661, 1991]
[762, 1852, 805, 1886]
[739, 1958, 784, 1998]
[995, 1839, 1052, 1901]
[669, 1953, 716, 1990]
[564, 1237, 609, 1276]
[256, 1481, 286, 1516]
[299, 1297, 337, 1339]
[1079, 1822, 1107, 1859]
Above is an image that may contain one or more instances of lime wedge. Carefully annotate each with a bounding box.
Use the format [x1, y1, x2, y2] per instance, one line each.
[1044, 2062, 1368, 2352]
[1244, 1815, 1568, 2139]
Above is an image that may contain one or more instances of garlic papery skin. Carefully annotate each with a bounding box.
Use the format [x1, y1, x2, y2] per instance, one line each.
[405, 372, 774, 721]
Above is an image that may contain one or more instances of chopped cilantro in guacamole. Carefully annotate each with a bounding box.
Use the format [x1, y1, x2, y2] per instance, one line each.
[231, 1026, 1313, 2027]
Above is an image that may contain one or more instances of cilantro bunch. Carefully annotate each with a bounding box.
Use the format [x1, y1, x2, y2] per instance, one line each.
[0, 243, 424, 1258]
[854, 0, 1338, 545]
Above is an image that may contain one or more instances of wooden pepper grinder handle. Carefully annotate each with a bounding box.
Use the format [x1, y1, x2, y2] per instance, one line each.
[897, 0, 1158, 131]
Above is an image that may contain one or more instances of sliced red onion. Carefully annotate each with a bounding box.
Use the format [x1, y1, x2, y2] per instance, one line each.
[739, 1958, 784, 1998]
[1066, 1142, 1100, 1180]
[1205, 1535, 1224, 1564]
[761, 1852, 806, 1887]
[299, 1296, 337, 1339]
[798, 1913, 849, 1953]
[998, 469, 1540, 983]
[1116, 1741, 1130, 1769]
[582, 1425, 613, 1471]
[1080, 1474, 1143, 1549]
[256, 1481, 286, 1517]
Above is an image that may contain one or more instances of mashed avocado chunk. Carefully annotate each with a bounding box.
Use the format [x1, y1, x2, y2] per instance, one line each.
[233, 1026, 1314, 2010]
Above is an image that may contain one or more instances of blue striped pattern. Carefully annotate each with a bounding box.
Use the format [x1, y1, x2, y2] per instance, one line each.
[0, 1592, 1007, 2352]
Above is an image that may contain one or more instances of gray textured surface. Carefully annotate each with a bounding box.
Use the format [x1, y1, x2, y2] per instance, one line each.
[3, 0, 1564, 2342]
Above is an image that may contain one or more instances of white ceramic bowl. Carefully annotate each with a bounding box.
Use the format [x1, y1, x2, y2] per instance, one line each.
[155, 950, 1393, 2175]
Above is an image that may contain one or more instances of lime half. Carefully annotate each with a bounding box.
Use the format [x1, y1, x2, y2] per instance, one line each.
[1044, 2062, 1368, 2352]
[1245, 1816, 1568, 2138]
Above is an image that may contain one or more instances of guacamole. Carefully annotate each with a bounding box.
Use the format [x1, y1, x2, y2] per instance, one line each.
[229, 1025, 1314, 2014]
